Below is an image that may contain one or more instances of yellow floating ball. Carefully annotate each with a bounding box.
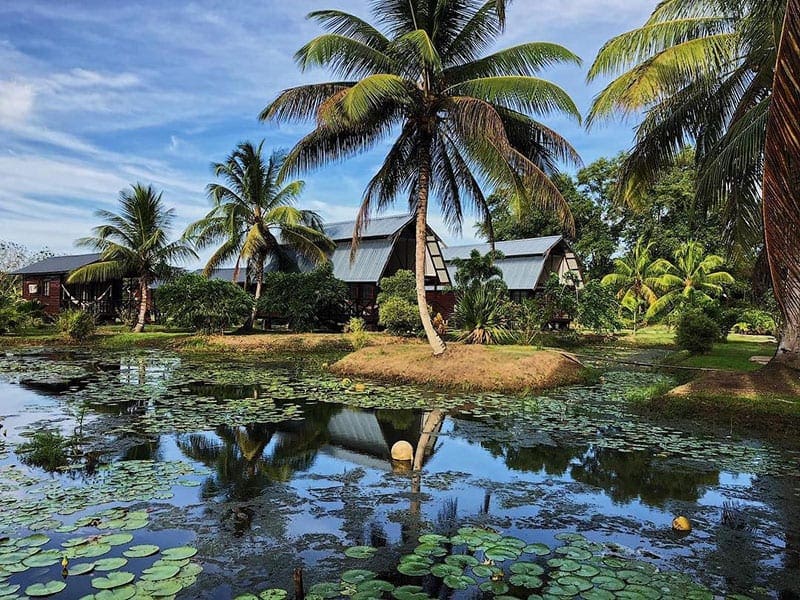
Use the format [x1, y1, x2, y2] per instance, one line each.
[354, 383, 366, 392]
[341, 378, 352, 387]
[391, 440, 414, 462]
[672, 516, 692, 532]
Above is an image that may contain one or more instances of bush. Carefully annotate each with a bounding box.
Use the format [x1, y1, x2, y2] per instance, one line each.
[452, 285, 510, 345]
[346, 317, 369, 350]
[505, 298, 549, 346]
[379, 296, 420, 336]
[738, 308, 777, 336]
[156, 274, 254, 333]
[57, 310, 96, 342]
[675, 310, 718, 354]
[17, 430, 69, 471]
[376, 270, 417, 304]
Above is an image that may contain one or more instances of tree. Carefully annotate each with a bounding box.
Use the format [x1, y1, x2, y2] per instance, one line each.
[450, 249, 506, 291]
[646, 242, 735, 318]
[184, 141, 335, 327]
[601, 239, 660, 333]
[68, 184, 196, 333]
[260, 0, 582, 355]
[764, 0, 800, 367]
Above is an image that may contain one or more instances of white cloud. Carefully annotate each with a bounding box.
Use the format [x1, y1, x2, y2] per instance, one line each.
[0, 81, 35, 127]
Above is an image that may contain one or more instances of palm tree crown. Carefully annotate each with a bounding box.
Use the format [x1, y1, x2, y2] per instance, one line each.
[68, 183, 196, 332]
[184, 141, 335, 301]
[587, 0, 785, 253]
[261, 0, 582, 353]
[601, 239, 661, 331]
[647, 241, 735, 318]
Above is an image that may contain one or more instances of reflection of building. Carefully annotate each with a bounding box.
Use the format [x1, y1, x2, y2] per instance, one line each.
[322, 409, 442, 471]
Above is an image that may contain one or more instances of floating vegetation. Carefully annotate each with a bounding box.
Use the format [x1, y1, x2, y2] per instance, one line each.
[16, 430, 70, 471]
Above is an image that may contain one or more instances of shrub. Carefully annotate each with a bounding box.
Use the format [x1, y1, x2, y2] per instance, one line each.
[256, 263, 348, 332]
[57, 310, 96, 342]
[347, 317, 369, 350]
[738, 308, 777, 336]
[156, 274, 253, 333]
[376, 270, 417, 304]
[675, 310, 718, 354]
[17, 430, 69, 471]
[452, 285, 510, 345]
[505, 298, 549, 346]
[379, 296, 420, 336]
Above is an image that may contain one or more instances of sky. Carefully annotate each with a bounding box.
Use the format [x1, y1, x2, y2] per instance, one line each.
[0, 0, 656, 266]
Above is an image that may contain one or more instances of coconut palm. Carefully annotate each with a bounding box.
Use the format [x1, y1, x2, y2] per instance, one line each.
[646, 241, 735, 318]
[68, 184, 196, 333]
[587, 0, 785, 253]
[184, 141, 335, 327]
[763, 0, 800, 367]
[260, 0, 582, 355]
[601, 239, 661, 333]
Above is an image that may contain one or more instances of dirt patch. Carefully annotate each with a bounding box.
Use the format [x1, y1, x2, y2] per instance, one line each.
[668, 364, 800, 400]
[329, 344, 587, 392]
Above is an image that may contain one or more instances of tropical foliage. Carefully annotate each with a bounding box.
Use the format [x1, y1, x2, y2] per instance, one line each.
[56, 309, 96, 342]
[68, 184, 196, 333]
[255, 262, 348, 332]
[377, 270, 421, 336]
[450, 250, 506, 292]
[601, 240, 660, 332]
[184, 141, 335, 326]
[155, 273, 254, 334]
[452, 285, 510, 345]
[647, 242, 734, 318]
[260, 0, 583, 354]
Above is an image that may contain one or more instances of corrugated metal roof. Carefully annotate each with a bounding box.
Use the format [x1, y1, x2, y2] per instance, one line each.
[324, 214, 413, 241]
[199, 268, 247, 284]
[11, 253, 102, 275]
[442, 236, 563, 260]
[331, 239, 395, 283]
[494, 256, 547, 290]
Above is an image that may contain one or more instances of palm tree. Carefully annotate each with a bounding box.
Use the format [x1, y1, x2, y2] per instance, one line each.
[646, 241, 735, 318]
[601, 240, 661, 333]
[68, 184, 196, 333]
[763, 0, 800, 368]
[184, 141, 336, 327]
[587, 0, 784, 254]
[260, 0, 582, 355]
[587, 0, 800, 364]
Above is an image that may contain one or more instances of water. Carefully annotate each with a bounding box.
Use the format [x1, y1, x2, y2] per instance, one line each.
[0, 348, 799, 598]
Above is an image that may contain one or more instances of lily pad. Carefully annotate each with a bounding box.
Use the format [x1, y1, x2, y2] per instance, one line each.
[68, 562, 97, 575]
[94, 557, 128, 571]
[259, 590, 289, 600]
[26, 581, 68, 596]
[160, 546, 197, 560]
[443, 574, 475, 590]
[123, 545, 159, 558]
[141, 564, 181, 581]
[92, 572, 136, 590]
[341, 570, 375, 585]
[344, 546, 377, 560]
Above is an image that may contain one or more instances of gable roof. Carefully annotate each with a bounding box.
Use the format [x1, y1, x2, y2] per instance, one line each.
[11, 253, 102, 276]
[442, 236, 564, 260]
[324, 214, 414, 241]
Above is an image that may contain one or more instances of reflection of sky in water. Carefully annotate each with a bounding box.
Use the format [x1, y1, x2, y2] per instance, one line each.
[1, 352, 799, 597]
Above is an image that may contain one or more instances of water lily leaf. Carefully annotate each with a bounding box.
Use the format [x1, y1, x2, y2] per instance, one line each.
[92, 571, 135, 589]
[479, 580, 509, 594]
[341, 570, 375, 585]
[160, 546, 197, 560]
[510, 562, 544, 576]
[99, 534, 134, 547]
[123, 545, 159, 558]
[79, 543, 113, 559]
[510, 574, 543, 588]
[356, 580, 394, 595]
[344, 546, 377, 560]
[443, 574, 475, 590]
[23, 549, 62, 567]
[472, 565, 493, 578]
[26, 580, 68, 596]
[523, 543, 550, 556]
[556, 576, 592, 592]
[397, 562, 430, 577]
[95, 585, 137, 600]
[418, 534, 449, 545]
[308, 582, 340, 599]
[140, 564, 181, 581]
[259, 590, 288, 600]
[392, 585, 428, 600]
[431, 563, 462, 578]
[17, 534, 50, 547]
[444, 555, 478, 568]
[94, 557, 128, 571]
[68, 561, 97, 575]
[581, 590, 615, 600]
[0, 583, 20, 595]
[145, 579, 183, 597]
[483, 546, 519, 561]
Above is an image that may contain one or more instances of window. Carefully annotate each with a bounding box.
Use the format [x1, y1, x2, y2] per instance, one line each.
[43, 280, 50, 297]
[27, 283, 38, 295]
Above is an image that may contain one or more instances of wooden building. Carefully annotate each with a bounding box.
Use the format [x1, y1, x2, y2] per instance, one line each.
[12, 253, 125, 320]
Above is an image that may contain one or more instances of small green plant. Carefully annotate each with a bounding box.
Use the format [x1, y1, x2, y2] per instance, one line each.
[376, 270, 417, 304]
[57, 309, 96, 342]
[378, 295, 420, 336]
[17, 430, 69, 471]
[625, 380, 675, 404]
[346, 317, 369, 350]
[452, 286, 510, 345]
[675, 309, 718, 354]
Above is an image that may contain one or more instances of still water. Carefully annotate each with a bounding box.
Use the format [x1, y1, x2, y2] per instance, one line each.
[0, 349, 799, 599]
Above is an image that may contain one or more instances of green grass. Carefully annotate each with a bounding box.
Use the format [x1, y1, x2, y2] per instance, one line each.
[666, 339, 776, 372]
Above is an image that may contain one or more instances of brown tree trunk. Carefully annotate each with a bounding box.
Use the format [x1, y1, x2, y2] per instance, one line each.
[250, 256, 264, 329]
[134, 279, 148, 333]
[763, 0, 800, 369]
[416, 140, 447, 356]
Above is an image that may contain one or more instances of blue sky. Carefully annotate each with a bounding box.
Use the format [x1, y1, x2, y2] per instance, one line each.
[0, 0, 655, 265]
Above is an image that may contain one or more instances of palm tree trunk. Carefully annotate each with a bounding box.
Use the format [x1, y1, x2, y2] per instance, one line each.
[251, 256, 265, 329]
[763, 0, 800, 369]
[134, 279, 148, 333]
[416, 139, 447, 356]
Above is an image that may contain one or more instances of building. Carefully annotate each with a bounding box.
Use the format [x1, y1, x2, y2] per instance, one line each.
[11, 253, 124, 319]
[443, 236, 584, 324]
[204, 214, 452, 324]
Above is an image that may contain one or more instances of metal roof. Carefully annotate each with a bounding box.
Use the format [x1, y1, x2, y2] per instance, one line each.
[324, 214, 414, 241]
[442, 236, 563, 260]
[492, 256, 548, 290]
[200, 268, 247, 284]
[331, 239, 395, 283]
[11, 253, 102, 275]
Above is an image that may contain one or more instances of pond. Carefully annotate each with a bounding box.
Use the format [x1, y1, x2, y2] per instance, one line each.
[0, 348, 799, 599]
